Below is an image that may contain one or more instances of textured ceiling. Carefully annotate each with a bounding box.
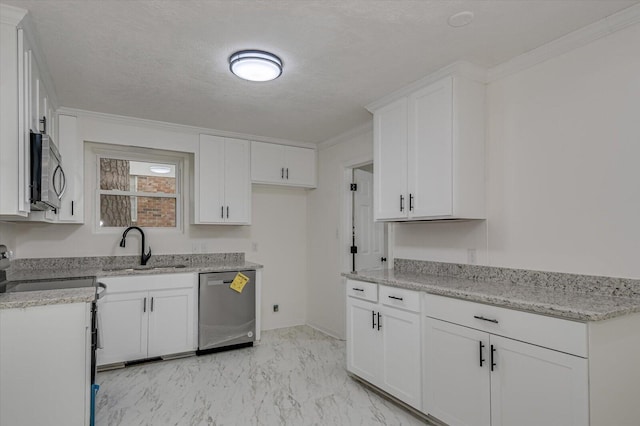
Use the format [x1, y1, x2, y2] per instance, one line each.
[4, 0, 638, 143]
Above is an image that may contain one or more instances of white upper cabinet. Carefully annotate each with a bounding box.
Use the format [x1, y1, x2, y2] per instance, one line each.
[372, 75, 485, 221]
[55, 114, 83, 223]
[194, 134, 251, 225]
[251, 141, 316, 188]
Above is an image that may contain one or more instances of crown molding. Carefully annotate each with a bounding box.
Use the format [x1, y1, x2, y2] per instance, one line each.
[317, 120, 373, 150]
[57, 107, 316, 149]
[487, 3, 640, 82]
[365, 61, 488, 113]
[0, 4, 27, 26]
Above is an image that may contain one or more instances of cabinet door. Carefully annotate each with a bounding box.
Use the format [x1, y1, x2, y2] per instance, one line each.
[251, 141, 285, 183]
[147, 288, 195, 357]
[490, 335, 588, 426]
[346, 296, 381, 385]
[424, 318, 490, 426]
[408, 77, 453, 218]
[0, 303, 90, 426]
[284, 145, 316, 187]
[57, 114, 83, 223]
[380, 306, 422, 410]
[97, 291, 149, 365]
[197, 134, 226, 223]
[374, 97, 408, 220]
[223, 137, 251, 224]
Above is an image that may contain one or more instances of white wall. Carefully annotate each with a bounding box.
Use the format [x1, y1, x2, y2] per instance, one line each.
[306, 127, 373, 339]
[395, 22, 640, 279]
[9, 113, 309, 331]
[0, 222, 17, 256]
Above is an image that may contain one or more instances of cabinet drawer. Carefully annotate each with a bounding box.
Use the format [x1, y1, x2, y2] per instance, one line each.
[380, 285, 421, 313]
[99, 273, 196, 293]
[423, 293, 587, 357]
[346, 280, 378, 302]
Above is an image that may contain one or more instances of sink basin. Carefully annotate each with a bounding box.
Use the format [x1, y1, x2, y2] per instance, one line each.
[102, 264, 187, 272]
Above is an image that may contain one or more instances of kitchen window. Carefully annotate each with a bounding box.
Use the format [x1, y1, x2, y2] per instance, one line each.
[95, 146, 184, 229]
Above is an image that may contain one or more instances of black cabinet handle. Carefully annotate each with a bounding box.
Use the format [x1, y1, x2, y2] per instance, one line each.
[409, 193, 413, 211]
[143, 297, 147, 313]
[491, 345, 496, 371]
[352, 288, 364, 292]
[150, 297, 154, 312]
[388, 295, 404, 301]
[479, 341, 485, 367]
[221, 206, 224, 219]
[71, 200, 74, 216]
[286, 168, 289, 179]
[281, 167, 284, 179]
[400, 195, 404, 212]
[226, 206, 229, 218]
[474, 315, 499, 324]
[377, 312, 382, 330]
[372, 310, 376, 329]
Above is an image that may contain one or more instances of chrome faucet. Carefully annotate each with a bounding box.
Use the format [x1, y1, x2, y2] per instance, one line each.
[119, 226, 152, 265]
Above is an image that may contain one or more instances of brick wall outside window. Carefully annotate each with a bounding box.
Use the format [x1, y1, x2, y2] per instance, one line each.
[134, 176, 176, 227]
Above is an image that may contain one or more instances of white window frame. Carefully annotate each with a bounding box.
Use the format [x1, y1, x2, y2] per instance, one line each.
[92, 144, 186, 234]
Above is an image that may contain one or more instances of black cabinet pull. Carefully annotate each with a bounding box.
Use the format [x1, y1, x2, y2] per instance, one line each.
[281, 167, 284, 179]
[286, 168, 289, 179]
[474, 315, 499, 324]
[400, 195, 404, 212]
[388, 295, 404, 301]
[479, 341, 485, 367]
[71, 200, 74, 216]
[491, 345, 496, 371]
[409, 193, 414, 211]
[226, 206, 229, 218]
[372, 310, 376, 329]
[352, 288, 364, 292]
[150, 297, 154, 312]
[221, 206, 224, 219]
[143, 297, 147, 313]
[377, 312, 381, 330]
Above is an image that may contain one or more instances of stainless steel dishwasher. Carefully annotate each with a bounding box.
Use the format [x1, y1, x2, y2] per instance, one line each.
[197, 270, 256, 354]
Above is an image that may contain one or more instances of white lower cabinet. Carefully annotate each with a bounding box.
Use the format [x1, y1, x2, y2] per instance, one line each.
[423, 293, 589, 426]
[346, 279, 421, 410]
[0, 302, 91, 426]
[97, 273, 196, 366]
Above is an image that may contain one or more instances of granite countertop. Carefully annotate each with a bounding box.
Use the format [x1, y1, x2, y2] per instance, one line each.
[0, 253, 262, 310]
[344, 267, 640, 322]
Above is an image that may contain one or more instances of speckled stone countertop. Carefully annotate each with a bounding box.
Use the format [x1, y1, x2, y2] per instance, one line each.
[343, 260, 640, 322]
[0, 253, 262, 309]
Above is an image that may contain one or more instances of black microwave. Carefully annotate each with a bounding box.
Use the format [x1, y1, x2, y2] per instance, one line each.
[30, 131, 66, 211]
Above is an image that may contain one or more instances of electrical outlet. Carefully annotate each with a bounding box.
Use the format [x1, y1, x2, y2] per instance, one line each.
[273, 304, 279, 313]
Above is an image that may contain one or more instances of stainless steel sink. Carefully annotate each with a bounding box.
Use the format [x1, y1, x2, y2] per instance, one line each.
[102, 264, 187, 272]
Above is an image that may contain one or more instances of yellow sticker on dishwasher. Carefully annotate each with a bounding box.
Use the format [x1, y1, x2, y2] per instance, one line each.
[230, 272, 249, 293]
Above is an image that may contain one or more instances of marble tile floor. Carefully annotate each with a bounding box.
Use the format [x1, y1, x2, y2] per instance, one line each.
[96, 325, 430, 426]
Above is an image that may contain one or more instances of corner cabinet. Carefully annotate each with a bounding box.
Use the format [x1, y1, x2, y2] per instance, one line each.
[346, 279, 422, 410]
[97, 273, 197, 366]
[194, 134, 251, 225]
[250, 141, 316, 188]
[371, 75, 485, 221]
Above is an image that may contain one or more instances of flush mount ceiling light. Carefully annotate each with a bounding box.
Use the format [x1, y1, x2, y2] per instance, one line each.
[448, 11, 474, 28]
[229, 50, 282, 82]
[149, 165, 171, 174]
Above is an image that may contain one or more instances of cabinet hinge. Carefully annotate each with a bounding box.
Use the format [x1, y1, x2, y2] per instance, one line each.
[350, 183, 357, 191]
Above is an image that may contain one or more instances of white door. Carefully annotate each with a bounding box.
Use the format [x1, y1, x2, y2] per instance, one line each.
[374, 97, 408, 220]
[346, 296, 381, 386]
[97, 291, 149, 365]
[147, 288, 195, 357]
[490, 335, 589, 426]
[380, 306, 422, 410]
[408, 76, 453, 218]
[424, 318, 491, 426]
[284, 145, 316, 186]
[353, 168, 385, 271]
[223, 137, 251, 224]
[198, 134, 226, 223]
[250, 141, 284, 183]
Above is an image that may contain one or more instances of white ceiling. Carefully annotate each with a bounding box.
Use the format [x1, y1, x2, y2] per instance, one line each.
[5, 0, 638, 143]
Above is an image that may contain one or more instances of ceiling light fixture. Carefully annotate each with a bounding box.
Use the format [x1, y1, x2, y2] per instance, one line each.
[149, 165, 171, 174]
[229, 50, 282, 82]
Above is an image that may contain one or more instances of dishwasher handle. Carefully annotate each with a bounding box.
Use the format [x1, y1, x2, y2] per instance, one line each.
[206, 279, 235, 286]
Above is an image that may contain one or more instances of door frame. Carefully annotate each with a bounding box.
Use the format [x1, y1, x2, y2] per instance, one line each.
[340, 156, 393, 274]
